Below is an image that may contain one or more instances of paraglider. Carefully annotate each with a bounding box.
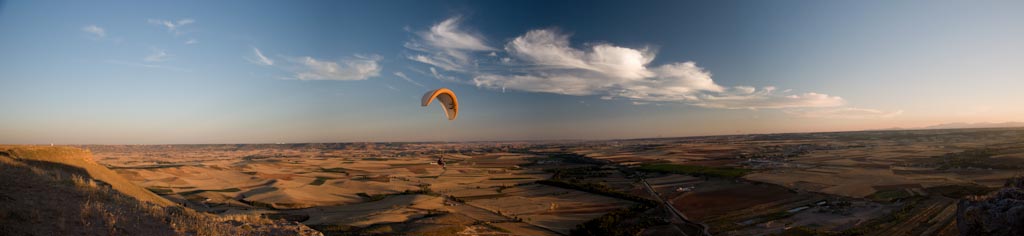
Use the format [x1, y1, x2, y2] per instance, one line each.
[422, 88, 458, 169]
[421, 88, 458, 120]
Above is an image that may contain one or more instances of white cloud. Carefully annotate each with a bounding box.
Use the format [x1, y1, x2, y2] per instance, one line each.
[421, 17, 495, 51]
[82, 25, 105, 38]
[429, 67, 459, 82]
[144, 48, 170, 62]
[407, 54, 460, 71]
[785, 107, 904, 119]
[148, 18, 195, 35]
[693, 87, 845, 109]
[406, 17, 495, 72]
[394, 72, 425, 87]
[506, 29, 655, 79]
[106, 60, 189, 72]
[406, 17, 849, 110]
[474, 74, 604, 96]
[185, 39, 198, 45]
[290, 55, 381, 81]
[247, 47, 274, 66]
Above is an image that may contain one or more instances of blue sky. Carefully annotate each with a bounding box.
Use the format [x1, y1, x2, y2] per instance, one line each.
[1, 1, 1022, 144]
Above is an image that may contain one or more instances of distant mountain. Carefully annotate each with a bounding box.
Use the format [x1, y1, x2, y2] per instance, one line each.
[922, 122, 1024, 130]
[864, 122, 1024, 132]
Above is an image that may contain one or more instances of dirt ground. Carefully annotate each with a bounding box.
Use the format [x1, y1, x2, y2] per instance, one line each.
[673, 180, 798, 220]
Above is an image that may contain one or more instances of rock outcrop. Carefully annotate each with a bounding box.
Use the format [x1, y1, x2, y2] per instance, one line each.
[956, 177, 1024, 236]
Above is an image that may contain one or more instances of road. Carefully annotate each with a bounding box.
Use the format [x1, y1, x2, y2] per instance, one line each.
[640, 177, 711, 236]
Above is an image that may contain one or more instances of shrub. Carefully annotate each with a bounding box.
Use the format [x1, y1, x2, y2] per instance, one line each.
[636, 163, 751, 178]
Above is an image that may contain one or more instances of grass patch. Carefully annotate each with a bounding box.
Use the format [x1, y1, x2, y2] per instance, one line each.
[310, 176, 333, 186]
[356, 188, 432, 202]
[320, 167, 349, 173]
[636, 163, 751, 178]
[389, 163, 425, 167]
[146, 187, 174, 195]
[570, 205, 664, 236]
[537, 179, 657, 207]
[488, 177, 534, 180]
[925, 184, 997, 198]
[456, 193, 508, 201]
[869, 189, 914, 202]
[108, 164, 185, 170]
[778, 226, 821, 236]
[930, 147, 1024, 170]
[178, 188, 242, 196]
[748, 211, 794, 226]
[548, 166, 611, 179]
[480, 222, 511, 233]
[835, 197, 925, 235]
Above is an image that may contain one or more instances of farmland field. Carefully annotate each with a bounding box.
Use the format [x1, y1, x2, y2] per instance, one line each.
[79, 127, 1024, 235]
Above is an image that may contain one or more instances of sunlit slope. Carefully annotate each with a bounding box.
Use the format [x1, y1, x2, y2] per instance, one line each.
[0, 145, 174, 206]
[0, 145, 323, 235]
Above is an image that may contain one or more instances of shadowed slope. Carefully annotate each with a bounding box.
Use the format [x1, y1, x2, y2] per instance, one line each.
[0, 145, 174, 206]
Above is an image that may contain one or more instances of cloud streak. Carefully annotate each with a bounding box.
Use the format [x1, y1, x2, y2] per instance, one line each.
[244, 47, 382, 81]
[144, 48, 170, 62]
[82, 25, 105, 38]
[785, 108, 904, 119]
[421, 17, 495, 51]
[289, 55, 382, 81]
[148, 18, 195, 35]
[247, 47, 274, 66]
[394, 72, 424, 87]
[406, 17, 847, 110]
[106, 60, 189, 72]
[405, 17, 496, 73]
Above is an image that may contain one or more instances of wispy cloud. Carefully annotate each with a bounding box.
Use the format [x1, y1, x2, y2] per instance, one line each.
[405, 16, 496, 72]
[785, 108, 904, 119]
[184, 39, 198, 45]
[406, 17, 847, 110]
[394, 72, 424, 87]
[148, 18, 195, 35]
[288, 55, 382, 81]
[249, 48, 382, 81]
[106, 60, 189, 72]
[246, 47, 274, 66]
[144, 48, 170, 62]
[82, 25, 105, 38]
[420, 16, 495, 51]
[429, 67, 458, 82]
[691, 87, 845, 109]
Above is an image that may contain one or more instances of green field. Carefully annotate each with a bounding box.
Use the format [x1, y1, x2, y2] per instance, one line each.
[636, 163, 751, 178]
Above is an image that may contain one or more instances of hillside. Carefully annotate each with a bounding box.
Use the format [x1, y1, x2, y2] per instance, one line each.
[957, 177, 1024, 236]
[0, 146, 322, 236]
[0, 145, 174, 206]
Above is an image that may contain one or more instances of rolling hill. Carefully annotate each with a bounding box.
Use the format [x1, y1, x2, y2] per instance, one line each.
[0, 145, 322, 236]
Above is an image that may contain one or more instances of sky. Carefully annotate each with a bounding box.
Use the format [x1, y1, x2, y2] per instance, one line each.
[1, 0, 1023, 144]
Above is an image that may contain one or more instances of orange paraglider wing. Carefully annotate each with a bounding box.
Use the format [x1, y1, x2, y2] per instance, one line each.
[421, 88, 458, 120]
